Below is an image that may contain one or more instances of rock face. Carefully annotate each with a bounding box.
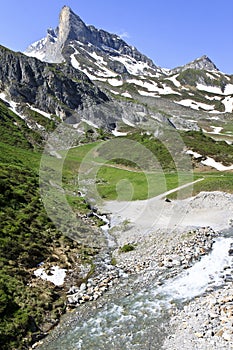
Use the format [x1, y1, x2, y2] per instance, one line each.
[0, 45, 108, 120]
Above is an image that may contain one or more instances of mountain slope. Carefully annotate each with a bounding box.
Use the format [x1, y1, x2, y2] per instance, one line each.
[0, 44, 109, 129]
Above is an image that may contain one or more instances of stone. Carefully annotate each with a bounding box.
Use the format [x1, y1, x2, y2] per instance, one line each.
[195, 332, 204, 338]
[222, 331, 232, 341]
[79, 283, 86, 292]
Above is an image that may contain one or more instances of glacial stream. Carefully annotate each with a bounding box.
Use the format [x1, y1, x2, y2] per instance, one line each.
[38, 232, 233, 350]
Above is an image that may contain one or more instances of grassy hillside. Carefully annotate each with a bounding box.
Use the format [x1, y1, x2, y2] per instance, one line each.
[63, 130, 233, 201]
[0, 109, 99, 349]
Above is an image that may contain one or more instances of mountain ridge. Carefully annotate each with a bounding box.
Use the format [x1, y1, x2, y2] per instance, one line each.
[1, 5, 232, 135]
[25, 6, 222, 76]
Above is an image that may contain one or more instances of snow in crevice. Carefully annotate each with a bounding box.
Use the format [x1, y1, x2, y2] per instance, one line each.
[122, 117, 135, 127]
[126, 78, 180, 95]
[121, 92, 132, 98]
[110, 90, 120, 95]
[70, 46, 117, 79]
[209, 126, 223, 134]
[81, 118, 99, 129]
[111, 55, 157, 76]
[108, 78, 123, 87]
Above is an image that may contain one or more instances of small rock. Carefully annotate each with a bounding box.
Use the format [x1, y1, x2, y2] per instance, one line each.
[195, 332, 204, 338]
[222, 331, 232, 341]
[79, 283, 86, 292]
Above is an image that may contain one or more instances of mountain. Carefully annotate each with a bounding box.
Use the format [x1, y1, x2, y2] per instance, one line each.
[0, 5, 231, 137]
[25, 6, 163, 76]
[24, 5, 233, 135]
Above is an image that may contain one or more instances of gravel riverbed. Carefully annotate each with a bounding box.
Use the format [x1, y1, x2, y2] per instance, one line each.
[35, 191, 233, 349]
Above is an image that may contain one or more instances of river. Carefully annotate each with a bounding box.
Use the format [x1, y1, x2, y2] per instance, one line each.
[37, 227, 233, 350]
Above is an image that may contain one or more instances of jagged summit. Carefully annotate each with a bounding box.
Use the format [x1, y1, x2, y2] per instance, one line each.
[58, 6, 88, 43]
[25, 6, 162, 74]
[23, 6, 232, 117]
[189, 55, 219, 71]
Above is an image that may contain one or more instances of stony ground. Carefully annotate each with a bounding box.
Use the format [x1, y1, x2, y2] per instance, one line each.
[163, 284, 233, 350]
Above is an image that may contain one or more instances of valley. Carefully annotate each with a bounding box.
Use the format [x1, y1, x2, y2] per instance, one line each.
[0, 4, 233, 350]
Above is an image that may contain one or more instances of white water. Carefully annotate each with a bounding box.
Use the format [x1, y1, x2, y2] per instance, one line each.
[39, 236, 233, 350]
[94, 213, 116, 248]
[160, 237, 233, 300]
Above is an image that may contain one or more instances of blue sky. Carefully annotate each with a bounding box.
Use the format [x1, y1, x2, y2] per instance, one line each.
[0, 0, 232, 73]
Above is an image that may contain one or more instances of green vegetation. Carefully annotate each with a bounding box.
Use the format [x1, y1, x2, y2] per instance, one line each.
[177, 68, 228, 91]
[0, 99, 42, 149]
[63, 130, 233, 201]
[23, 107, 57, 131]
[0, 108, 101, 349]
[168, 172, 233, 199]
[0, 142, 100, 349]
[181, 130, 233, 165]
[96, 167, 195, 200]
[119, 244, 135, 253]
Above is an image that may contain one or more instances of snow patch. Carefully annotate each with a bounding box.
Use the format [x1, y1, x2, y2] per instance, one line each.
[187, 150, 233, 171]
[127, 78, 179, 95]
[29, 106, 52, 119]
[71, 53, 81, 70]
[81, 119, 99, 129]
[175, 99, 214, 111]
[122, 117, 135, 127]
[88, 51, 108, 66]
[121, 92, 132, 98]
[112, 55, 156, 76]
[186, 150, 202, 158]
[222, 96, 233, 113]
[110, 90, 119, 95]
[138, 90, 158, 97]
[209, 126, 223, 134]
[112, 129, 128, 137]
[165, 74, 181, 87]
[0, 92, 27, 119]
[202, 157, 233, 171]
[34, 265, 66, 286]
[197, 83, 233, 96]
[108, 78, 123, 86]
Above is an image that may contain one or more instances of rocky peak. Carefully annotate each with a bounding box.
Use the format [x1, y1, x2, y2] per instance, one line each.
[171, 55, 219, 74]
[25, 6, 160, 73]
[191, 55, 219, 71]
[58, 6, 89, 44]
